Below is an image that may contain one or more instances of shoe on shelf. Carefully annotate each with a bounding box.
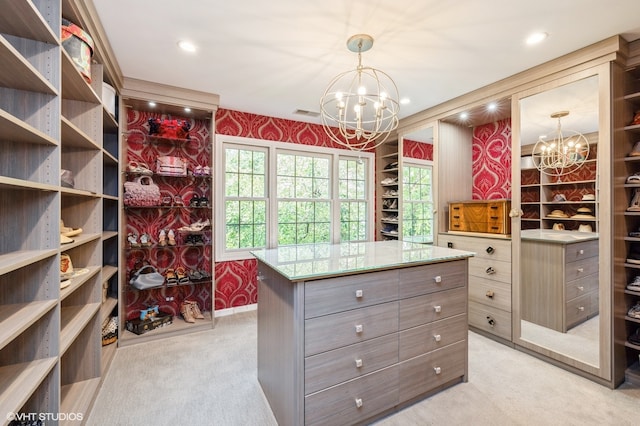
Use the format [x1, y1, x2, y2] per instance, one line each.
[193, 165, 203, 176]
[175, 267, 190, 285]
[627, 276, 640, 291]
[127, 161, 153, 175]
[158, 229, 167, 247]
[627, 188, 640, 211]
[185, 300, 205, 319]
[202, 166, 211, 176]
[629, 328, 640, 345]
[127, 233, 140, 248]
[180, 302, 196, 323]
[167, 229, 176, 246]
[629, 140, 640, 157]
[627, 243, 640, 264]
[165, 268, 178, 286]
[628, 302, 640, 319]
[139, 233, 152, 247]
[381, 177, 398, 185]
[552, 193, 567, 202]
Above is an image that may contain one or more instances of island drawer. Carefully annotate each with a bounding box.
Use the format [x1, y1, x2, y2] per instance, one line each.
[305, 333, 398, 395]
[399, 313, 467, 361]
[565, 273, 598, 301]
[469, 257, 511, 284]
[564, 240, 598, 263]
[566, 292, 597, 328]
[398, 340, 466, 402]
[564, 256, 598, 282]
[305, 365, 399, 426]
[398, 286, 466, 330]
[304, 269, 398, 319]
[398, 260, 467, 299]
[305, 302, 399, 356]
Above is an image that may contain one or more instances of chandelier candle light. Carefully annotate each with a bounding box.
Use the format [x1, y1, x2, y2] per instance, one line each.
[532, 111, 589, 178]
[320, 34, 400, 152]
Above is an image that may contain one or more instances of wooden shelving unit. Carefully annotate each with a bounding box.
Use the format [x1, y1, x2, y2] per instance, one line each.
[0, 1, 121, 421]
[375, 137, 401, 240]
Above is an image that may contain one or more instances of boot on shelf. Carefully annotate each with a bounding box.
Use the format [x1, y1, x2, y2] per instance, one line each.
[185, 300, 205, 319]
[180, 302, 195, 323]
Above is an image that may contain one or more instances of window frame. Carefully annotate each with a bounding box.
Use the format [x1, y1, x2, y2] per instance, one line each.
[401, 158, 435, 244]
[215, 135, 374, 261]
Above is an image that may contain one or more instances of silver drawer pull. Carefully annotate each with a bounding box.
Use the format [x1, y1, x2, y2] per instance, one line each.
[433, 367, 442, 375]
[579, 249, 584, 255]
[433, 275, 442, 283]
[433, 334, 441, 342]
[257, 274, 265, 281]
[434, 305, 442, 313]
[355, 324, 363, 333]
[355, 398, 363, 408]
[486, 290, 495, 299]
[578, 306, 585, 312]
[355, 358, 363, 368]
[577, 268, 584, 273]
[355, 289, 363, 298]
[485, 267, 496, 275]
[577, 286, 584, 292]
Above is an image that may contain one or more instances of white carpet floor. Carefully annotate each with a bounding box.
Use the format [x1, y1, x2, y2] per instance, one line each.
[87, 310, 640, 426]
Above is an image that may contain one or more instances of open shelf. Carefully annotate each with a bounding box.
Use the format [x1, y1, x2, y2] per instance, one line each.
[0, 358, 57, 419]
[60, 303, 101, 355]
[0, 34, 57, 94]
[0, 300, 58, 351]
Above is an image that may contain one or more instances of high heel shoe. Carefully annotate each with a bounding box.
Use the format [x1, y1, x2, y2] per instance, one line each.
[127, 233, 140, 248]
[158, 229, 167, 247]
[628, 188, 640, 211]
[140, 233, 152, 247]
[167, 229, 177, 246]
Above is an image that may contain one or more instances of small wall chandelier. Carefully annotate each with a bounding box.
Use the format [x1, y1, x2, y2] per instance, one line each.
[532, 111, 589, 177]
[320, 34, 400, 152]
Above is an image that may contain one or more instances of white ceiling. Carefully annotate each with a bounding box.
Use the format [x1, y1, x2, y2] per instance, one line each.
[92, 0, 640, 127]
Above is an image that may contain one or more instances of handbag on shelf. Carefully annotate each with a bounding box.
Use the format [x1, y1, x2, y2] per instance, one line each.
[129, 264, 165, 290]
[123, 175, 161, 207]
[156, 155, 188, 176]
[148, 118, 191, 140]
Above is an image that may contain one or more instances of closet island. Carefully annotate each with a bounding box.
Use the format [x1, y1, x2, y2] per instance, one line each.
[252, 240, 474, 425]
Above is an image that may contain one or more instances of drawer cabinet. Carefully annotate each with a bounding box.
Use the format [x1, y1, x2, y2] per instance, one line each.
[438, 233, 512, 342]
[448, 199, 511, 235]
[257, 254, 470, 426]
[521, 238, 599, 332]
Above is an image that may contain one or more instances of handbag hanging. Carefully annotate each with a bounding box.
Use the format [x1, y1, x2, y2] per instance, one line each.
[156, 155, 188, 176]
[129, 264, 165, 290]
[123, 175, 162, 207]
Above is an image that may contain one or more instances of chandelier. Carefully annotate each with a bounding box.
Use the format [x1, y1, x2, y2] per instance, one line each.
[532, 111, 589, 177]
[320, 34, 400, 152]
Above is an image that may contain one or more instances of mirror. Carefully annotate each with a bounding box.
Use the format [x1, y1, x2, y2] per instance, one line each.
[514, 70, 610, 380]
[399, 126, 435, 244]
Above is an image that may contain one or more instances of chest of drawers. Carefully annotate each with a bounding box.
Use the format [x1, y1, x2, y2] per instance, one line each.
[256, 257, 470, 426]
[521, 238, 599, 332]
[448, 199, 511, 235]
[438, 233, 512, 342]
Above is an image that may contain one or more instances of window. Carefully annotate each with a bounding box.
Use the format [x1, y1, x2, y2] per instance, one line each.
[216, 136, 374, 260]
[223, 146, 267, 251]
[338, 158, 368, 242]
[277, 152, 331, 245]
[402, 161, 434, 244]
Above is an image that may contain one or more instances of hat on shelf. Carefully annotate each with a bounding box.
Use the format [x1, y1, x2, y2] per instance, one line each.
[581, 193, 596, 201]
[578, 224, 593, 233]
[552, 223, 565, 231]
[571, 207, 595, 219]
[626, 172, 640, 184]
[548, 209, 569, 218]
[60, 219, 83, 237]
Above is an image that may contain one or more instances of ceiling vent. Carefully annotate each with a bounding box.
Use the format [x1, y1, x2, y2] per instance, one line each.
[293, 109, 320, 117]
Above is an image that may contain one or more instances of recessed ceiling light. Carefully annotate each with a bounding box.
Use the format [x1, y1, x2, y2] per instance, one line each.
[184, 107, 191, 113]
[148, 101, 156, 107]
[177, 40, 197, 53]
[400, 97, 411, 105]
[487, 102, 497, 112]
[526, 32, 548, 46]
[460, 112, 469, 120]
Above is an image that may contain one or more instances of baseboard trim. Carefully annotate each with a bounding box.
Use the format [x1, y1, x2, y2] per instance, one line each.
[215, 303, 257, 317]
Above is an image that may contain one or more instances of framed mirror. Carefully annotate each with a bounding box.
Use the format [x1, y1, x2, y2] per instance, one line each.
[512, 65, 612, 382]
[398, 125, 436, 244]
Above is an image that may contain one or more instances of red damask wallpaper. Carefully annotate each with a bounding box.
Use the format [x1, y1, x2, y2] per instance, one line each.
[403, 139, 433, 160]
[472, 118, 512, 200]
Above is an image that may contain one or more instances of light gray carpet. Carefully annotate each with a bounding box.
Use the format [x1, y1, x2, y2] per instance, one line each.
[87, 310, 640, 426]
